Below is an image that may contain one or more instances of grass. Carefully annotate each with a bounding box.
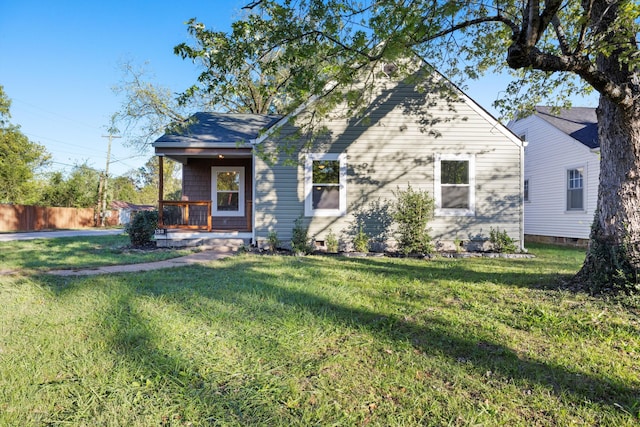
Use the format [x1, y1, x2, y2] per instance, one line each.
[0, 234, 195, 273]
[1, 242, 639, 425]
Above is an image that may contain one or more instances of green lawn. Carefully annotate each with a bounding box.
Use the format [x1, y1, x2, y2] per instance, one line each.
[1, 241, 638, 426]
[0, 234, 195, 273]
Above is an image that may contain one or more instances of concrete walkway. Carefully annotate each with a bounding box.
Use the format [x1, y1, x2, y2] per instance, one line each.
[46, 247, 237, 277]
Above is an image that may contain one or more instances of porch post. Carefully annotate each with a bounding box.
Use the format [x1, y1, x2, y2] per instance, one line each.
[158, 155, 164, 227]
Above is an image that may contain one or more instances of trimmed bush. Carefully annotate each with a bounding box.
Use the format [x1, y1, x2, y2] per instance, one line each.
[291, 216, 313, 255]
[125, 210, 158, 247]
[393, 185, 435, 255]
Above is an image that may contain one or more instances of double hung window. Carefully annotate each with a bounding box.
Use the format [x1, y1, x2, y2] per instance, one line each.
[434, 154, 475, 216]
[566, 168, 584, 210]
[304, 153, 346, 217]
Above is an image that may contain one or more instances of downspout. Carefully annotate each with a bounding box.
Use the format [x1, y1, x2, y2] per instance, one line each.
[520, 142, 524, 252]
[250, 140, 257, 246]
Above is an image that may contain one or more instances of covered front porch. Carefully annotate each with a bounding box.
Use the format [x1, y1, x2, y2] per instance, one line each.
[154, 150, 254, 247]
[152, 113, 281, 248]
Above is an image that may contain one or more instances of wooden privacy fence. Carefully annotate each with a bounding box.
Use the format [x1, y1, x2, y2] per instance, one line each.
[0, 204, 118, 232]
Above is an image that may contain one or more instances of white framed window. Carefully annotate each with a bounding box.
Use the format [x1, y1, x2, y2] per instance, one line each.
[211, 166, 244, 216]
[304, 153, 347, 217]
[434, 154, 475, 216]
[566, 167, 584, 211]
[524, 179, 530, 202]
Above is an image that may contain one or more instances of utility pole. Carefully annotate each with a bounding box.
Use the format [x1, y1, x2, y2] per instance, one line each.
[99, 133, 121, 227]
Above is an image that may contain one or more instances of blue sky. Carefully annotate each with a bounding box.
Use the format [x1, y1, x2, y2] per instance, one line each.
[1, 1, 597, 177]
[0, 0, 247, 176]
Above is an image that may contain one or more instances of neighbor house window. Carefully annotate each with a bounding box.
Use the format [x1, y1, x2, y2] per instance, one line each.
[305, 153, 346, 217]
[434, 154, 475, 216]
[566, 167, 584, 210]
[211, 167, 244, 216]
[524, 179, 529, 202]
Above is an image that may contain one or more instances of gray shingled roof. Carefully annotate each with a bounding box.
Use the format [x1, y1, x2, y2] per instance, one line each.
[534, 106, 599, 149]
[153, 112, 281, 147]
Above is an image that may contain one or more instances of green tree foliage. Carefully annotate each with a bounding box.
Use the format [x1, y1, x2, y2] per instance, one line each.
[0, 86, 51, 204]
[39, 164, 101, 208]
[110, 175, 138, 204]
[133, 156, 182, 203]
[175, 18, 300, 114]
[194, 1, 640, 293]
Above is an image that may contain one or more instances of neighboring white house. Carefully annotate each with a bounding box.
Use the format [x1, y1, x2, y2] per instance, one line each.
[508, 106, 599, 244]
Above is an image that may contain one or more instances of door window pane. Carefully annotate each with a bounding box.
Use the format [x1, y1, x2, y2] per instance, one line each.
[216, 192, 239, 211]
[217, 171, 240, 191]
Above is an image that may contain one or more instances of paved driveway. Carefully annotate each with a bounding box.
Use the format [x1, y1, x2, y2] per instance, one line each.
[0, 229, 124, 241]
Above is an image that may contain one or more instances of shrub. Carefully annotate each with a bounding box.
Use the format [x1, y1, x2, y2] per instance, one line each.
[489, 227, 517, 253]
[353, 224, 370, 253]
[267, 230, 280, 252]
[291, 216, 313, 255]
[325, 229, 339, 252]
[392, 185, 434, 255]
[125, 210, 158, 247]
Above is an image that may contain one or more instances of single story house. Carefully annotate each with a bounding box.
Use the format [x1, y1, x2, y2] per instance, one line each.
[152, 65, 526, 252]
[507, 106, 599, 245]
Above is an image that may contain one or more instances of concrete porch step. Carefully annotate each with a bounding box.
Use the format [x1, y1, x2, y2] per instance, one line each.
[155, 231, 251, 249]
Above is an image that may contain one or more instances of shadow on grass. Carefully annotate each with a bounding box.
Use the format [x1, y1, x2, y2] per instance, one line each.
[321, 254, 578, 291]
[39, 253, 638, 423]
[99, 286, 289, 424]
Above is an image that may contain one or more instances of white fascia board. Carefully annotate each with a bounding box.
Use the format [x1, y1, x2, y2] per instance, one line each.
[153, 141, 253, 149]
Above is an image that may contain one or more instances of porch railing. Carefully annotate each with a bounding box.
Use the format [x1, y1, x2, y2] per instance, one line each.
[158, 200, 212, 231]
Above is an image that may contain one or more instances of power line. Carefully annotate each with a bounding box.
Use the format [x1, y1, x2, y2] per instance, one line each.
[98, 133, 121, 227]
[12, 98, 102, 131]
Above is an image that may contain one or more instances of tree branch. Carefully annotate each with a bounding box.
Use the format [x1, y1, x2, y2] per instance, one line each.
[242, 1, 265, 10]
[576, 0, 595, 53]
[507, 44, 633, 107]
[552, 15, 571, 55]
[415, 15, 520, 45]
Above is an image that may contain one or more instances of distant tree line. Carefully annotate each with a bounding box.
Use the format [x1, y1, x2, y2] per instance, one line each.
[0, 85, 180, 208]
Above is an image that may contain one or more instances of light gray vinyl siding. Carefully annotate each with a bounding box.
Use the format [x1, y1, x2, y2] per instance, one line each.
[509, 115, 599, 239]
[254, 76, 523, 250]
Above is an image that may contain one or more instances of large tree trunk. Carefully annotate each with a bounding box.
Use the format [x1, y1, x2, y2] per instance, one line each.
[575, 95, 640, 293]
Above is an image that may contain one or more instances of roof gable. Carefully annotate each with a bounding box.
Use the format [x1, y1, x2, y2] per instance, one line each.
[534, 106, 599, 149]
[153, 63, 522, 151]
[153, 112, 281, 147]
